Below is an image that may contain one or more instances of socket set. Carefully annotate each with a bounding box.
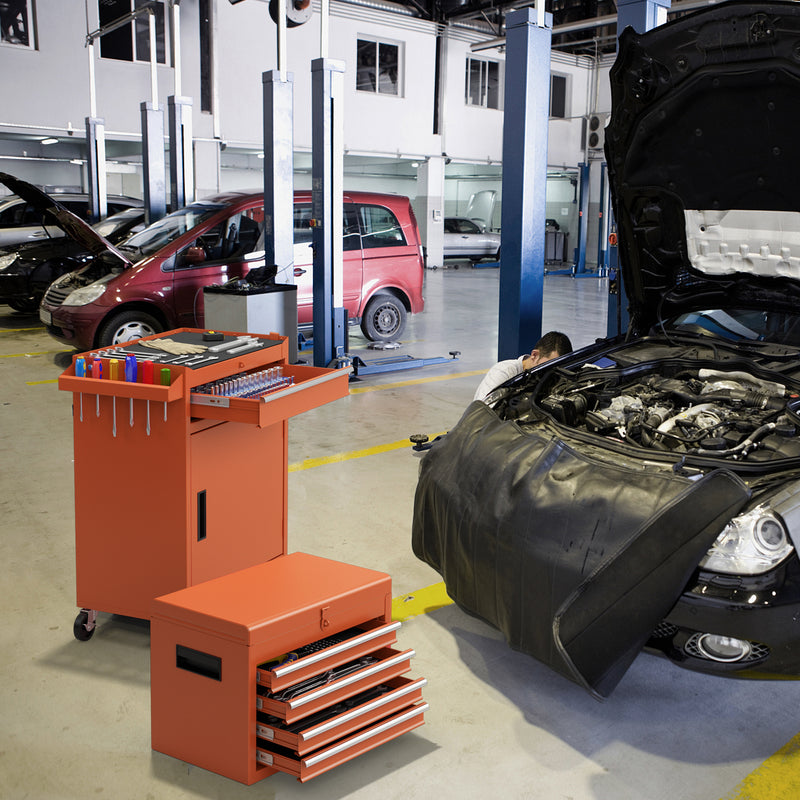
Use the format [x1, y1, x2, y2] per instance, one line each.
[192, 367, 295, 399]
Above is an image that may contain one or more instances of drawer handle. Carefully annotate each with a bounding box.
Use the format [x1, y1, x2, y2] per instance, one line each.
[302, 703, 429, 768]
[287, 649, 414, 709]
[271, 622, 402, 678]
[301, 677, 428, 741]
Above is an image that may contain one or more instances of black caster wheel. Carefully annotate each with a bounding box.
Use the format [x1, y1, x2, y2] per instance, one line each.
[410, 434, 430, 452]
[73, 610, 95, 641]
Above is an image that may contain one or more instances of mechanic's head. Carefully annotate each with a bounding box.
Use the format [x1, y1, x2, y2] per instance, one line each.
[523, 331, 573, 369]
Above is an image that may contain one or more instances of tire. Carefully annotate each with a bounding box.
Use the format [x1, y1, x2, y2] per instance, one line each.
[360, 295, 407, 342]
[9, 296, 39, 313]
[98, 310, 162, 347]
[73, 611, 95, 642]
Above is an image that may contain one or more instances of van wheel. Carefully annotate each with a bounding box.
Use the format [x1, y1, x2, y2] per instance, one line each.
[360, 295, 406, 342]
[98, 310, 162, 347]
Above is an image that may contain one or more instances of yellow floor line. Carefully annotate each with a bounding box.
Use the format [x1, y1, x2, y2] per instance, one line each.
[1, 349, 71, 358]
[27, 379, 59, 386]
[0, 326, 43, 333]
[349, 368, 485, 394]
[721, 734, 800, 799]
[392, 581, 454, 622]
[289, 432, 447, 472]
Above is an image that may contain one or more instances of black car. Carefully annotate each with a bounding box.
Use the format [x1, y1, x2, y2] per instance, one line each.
[413, 0, 800, 698]
[0, 206, 145, 312]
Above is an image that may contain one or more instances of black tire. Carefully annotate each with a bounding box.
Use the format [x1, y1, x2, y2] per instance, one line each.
[73, 611, 95, 642]
[98, 310, 162, 347]
[360, 295, 407, 342]
[8, 296, 39, 313]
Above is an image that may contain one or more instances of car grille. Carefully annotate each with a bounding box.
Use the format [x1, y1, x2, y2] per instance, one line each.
[43, 283, 72, 308]
[650, 621, 679, 639]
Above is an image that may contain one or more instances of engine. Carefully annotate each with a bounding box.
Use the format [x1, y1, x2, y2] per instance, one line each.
[521, 367, 800, 462]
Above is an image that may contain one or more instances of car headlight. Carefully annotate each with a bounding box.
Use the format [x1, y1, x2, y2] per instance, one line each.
[61, 283, 108, 307]
[0, 252, 18, 270]
[699, 505, 794, 575]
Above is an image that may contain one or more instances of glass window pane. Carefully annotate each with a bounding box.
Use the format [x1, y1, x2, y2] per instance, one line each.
[343, 205, 361, 252]
[134, 0, 166, 64]
[356, 39, 377, 92]
[0, 0, 31, 46]
[467, 59, 483, 106]
[551, 74, 567, 118]
[359, 205, 406, 249]
[378, 42, 398, 95]
[99, 0, 133, 61]
[293, 203, 313, 244]
[486, 61, 499, 109]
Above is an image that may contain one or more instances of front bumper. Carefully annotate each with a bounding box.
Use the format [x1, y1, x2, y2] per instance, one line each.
[648, 558, 800, 678]
[40, 303, 100, 351]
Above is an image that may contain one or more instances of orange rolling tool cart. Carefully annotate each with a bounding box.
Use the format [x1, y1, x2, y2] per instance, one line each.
[150, 552, 427, 784]
[58, 329, 350, 640]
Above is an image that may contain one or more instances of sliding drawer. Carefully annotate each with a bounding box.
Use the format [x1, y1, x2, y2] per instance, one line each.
[256, 647, 414, 725]
[256, 620, 400, 693]
[189, 365, 349, 427]
[256, 701, 428, 782]
[256, 676, 426, 755]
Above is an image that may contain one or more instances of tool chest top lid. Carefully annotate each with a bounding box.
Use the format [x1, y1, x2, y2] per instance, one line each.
[151, 552, 392, 645]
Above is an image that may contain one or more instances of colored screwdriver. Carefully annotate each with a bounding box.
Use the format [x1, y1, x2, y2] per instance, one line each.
[125, 355, 137, 427]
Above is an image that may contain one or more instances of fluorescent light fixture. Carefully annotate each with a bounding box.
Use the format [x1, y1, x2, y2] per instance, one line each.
[40, 137, 58, 145]
[256, 152, 265, 159]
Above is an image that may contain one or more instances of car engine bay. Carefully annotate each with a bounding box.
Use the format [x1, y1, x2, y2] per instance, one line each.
[501, 363, 800, 463]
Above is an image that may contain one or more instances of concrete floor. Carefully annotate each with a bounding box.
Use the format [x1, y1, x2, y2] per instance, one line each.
[2, 266, 800, 799]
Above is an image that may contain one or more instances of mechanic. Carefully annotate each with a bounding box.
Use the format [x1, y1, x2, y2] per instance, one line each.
[473, 330, 573, 401]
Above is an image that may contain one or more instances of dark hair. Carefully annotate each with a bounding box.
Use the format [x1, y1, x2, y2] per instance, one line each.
[536, 331, 572, 356]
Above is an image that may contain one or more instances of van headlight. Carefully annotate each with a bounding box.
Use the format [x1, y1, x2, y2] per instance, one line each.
[700, 505, 794, 575]
[62, 283, 108, 306]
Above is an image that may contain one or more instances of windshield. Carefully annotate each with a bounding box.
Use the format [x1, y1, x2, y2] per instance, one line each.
[92, 208, 143, 238]
[117, 202, 225, 258]
[669, 308, 800, 347]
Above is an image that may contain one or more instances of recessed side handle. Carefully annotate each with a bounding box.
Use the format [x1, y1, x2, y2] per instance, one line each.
[197, 489, 207, 541]
[176, 644, 221, 681]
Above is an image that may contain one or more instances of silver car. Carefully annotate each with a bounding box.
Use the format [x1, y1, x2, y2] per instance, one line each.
[443, 217, 501, 261]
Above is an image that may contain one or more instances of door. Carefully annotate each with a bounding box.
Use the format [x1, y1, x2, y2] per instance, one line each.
[171, 208, 263, 327]
[292, 202, 363, 325]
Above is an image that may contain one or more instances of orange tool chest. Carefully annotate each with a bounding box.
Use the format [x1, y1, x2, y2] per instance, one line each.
[57, 329, 350, 634]
[150, 552, 427, 784]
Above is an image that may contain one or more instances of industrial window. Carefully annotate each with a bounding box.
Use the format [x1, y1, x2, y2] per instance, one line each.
[465, 57, 501, 110]
[0, 0, 35, 48]
[356, 38, 401, 96]
[550, 74, 568, 118]
[98, 0, 168, 64]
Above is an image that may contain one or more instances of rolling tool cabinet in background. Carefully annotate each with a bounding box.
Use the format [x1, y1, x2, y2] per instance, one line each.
[58, 328, 427, 783]
[57, 329, 350, 634]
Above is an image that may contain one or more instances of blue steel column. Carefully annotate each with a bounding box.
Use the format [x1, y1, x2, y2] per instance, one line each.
[596, 162, 609, 275]
[573, 162, 589, 274]
[607, 0, 671, 336]
[497, 7, 552, 362]
[140, 101, 167, 225]
[263, 70, 298, 361]
[85, 116, 107, 222]
[168, 95, 194, 210]
[311, 58, 347, 368]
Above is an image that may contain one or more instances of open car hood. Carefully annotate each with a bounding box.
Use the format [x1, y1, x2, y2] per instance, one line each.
[605, 1, 800, 335]
[0, 173, 131, 269]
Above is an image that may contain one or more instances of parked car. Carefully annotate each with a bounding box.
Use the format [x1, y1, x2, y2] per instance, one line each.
[443, 217, 501, 261]
[0, 206, 145, 313]
[7, 176, 425, 349]
[0, 187, 140, 250]
[413, 1, 800, 698]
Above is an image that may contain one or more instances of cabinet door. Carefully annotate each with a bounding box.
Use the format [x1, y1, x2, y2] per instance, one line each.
[190, 420, 286, 585]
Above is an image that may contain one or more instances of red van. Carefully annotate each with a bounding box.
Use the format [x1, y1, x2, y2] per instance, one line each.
[36, 187, 425, 350]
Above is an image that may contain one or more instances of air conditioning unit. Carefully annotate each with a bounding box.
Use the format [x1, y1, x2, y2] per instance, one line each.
[586, 113, 608, 151]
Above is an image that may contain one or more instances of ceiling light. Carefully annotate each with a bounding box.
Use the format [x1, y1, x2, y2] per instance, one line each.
[40, 137, 58, 145]
[411, 162, 419, 168]
[256, 152, 264, 159]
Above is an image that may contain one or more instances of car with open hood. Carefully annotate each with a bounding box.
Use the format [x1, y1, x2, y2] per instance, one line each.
[23, 175, 425, 349]
[413, 0, 800, 698]
[0, 206, 145, 313]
